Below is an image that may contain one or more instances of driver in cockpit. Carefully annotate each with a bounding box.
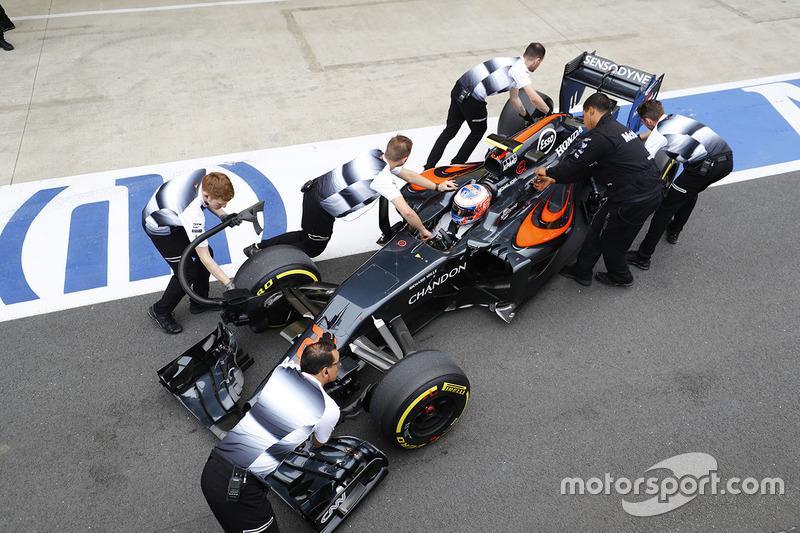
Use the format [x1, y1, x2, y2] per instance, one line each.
[431, 183, 492, 248]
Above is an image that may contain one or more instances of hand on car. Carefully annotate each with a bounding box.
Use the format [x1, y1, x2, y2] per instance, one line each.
[419, 228, 433, 241]
[438, 180, 459, 192]
[532, 167, 555, 191]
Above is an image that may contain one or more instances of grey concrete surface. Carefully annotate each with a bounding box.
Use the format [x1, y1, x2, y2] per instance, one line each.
[2, 172, 800, 532]
[1, 1, 800, 532]
[2, 0, 799, 185]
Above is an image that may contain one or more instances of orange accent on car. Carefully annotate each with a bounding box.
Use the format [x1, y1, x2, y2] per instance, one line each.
[488, 114, 564, 161]
[515, 185, 574, 247]
[540, 187, 571, 223]
[411, 167, 461, 191]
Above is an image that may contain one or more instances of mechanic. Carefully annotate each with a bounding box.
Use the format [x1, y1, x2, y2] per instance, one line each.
[532, 92, 663, 287]
[626, 99, 733, 270]
[201, 339, 341, 533]
[0, 3, 14, 51]
[143, 171, 239, 334]
[424, 42, 549, 170]
[244, 135, 458, 258]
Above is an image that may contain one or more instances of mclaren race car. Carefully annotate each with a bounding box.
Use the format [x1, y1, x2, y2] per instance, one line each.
[157, 52, 670, 532]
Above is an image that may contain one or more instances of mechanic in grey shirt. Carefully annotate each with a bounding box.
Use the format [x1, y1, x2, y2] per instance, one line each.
[142, 171, 238, 334]
[201, 339, 342, 533]
[627, 99, 733, 270]
[244, 135, 457, 258]
[425, 43, 550, 169]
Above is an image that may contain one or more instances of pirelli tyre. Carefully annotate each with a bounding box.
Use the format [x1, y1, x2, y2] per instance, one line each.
[233, 245, 320, 332]
[369, 350, 469, 449]
[497, 90, 555, 136]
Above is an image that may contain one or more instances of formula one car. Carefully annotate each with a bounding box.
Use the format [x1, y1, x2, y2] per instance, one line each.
[157, 52, 669, 532]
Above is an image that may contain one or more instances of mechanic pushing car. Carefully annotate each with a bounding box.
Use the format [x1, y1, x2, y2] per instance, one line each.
[626, 99, 734, 271]
[425, 42, 550, 170]
[143, 171, 241, 334]
[244, 135, 458, 258]
[201, 339, 341, 533]
[533, 92, 663, 287]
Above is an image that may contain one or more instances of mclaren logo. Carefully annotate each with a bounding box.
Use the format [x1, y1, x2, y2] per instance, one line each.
[537, 127, 557, 153]
[408, 262, 467, 305]
[321, 493, 347, 523]
[556, 129, 582, 157]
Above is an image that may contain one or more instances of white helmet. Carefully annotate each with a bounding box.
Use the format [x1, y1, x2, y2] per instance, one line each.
[451, 184, 491, 225]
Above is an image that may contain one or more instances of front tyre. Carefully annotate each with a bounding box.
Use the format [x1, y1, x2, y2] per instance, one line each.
[233, 245, 320, 332]
[369, 350, 469, 449]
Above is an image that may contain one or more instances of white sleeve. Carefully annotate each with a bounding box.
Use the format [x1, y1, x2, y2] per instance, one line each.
[509, 59, 531, 89]
[643, 126, 668, 157]
[178, 199, 208, 247]
[370, 166, 402, 202]
[313, 394, 341, 443]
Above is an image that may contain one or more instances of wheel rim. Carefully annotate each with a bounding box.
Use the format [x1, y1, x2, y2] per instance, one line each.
[407, 394, 458, 441]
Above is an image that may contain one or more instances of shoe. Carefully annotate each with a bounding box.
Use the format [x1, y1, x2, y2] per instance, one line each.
[666, 231, 680, 244]
[189, 301, 217, 314]
[148, 305, 183, 334]
[559, 264, 592, 286]
[594, 272, 633, 287]
[0, 39, 12, 51]
[0, 22, 14, 31]
[243, 243, 259, 258]
[626, 251, 650, 271]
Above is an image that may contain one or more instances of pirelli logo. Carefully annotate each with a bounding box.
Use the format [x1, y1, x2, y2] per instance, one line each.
[442, 382, 467, 395]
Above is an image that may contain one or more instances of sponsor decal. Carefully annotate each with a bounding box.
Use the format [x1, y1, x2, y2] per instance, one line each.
[499, 201, 520, 222]
[442, 382, 467, 395]
[321, 493, 347, 523]
[516, 160, 527, 175]
[621, 130, 638, 142]
[501, 153, 518, 171]
[407, 262, 467, 304]
[582, 54, 653, 86]
[537, 127, 557, 153]
[556, 129, 582, 157]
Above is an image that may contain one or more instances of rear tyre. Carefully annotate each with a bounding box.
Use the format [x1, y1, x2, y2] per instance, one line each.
[498, 91, 554, 136]
[369, 350, 469, 449]
[233, 245, 320, 332]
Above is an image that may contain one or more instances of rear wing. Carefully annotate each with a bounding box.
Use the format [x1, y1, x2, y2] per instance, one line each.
[559, 52, 664, 130]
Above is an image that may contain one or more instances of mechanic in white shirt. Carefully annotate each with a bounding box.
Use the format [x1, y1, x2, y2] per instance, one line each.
[201, 339, 342, 533]
[143, 171, 238, 334]
[627, 99, 733, 271]
[244, 135, 458, 258]
[425, 43, 549, 170]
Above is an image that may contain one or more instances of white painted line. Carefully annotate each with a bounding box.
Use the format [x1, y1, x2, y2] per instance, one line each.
[13, 0, 286, 21]
[658, 72, 800, 99]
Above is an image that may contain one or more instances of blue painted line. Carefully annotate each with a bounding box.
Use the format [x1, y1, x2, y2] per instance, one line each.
[0, 187, 67, 304]
[117, 174, 172, 282]
[65, 202, 109, 293]
[620, 78, 800, 172]
[206, 210, 232, 266]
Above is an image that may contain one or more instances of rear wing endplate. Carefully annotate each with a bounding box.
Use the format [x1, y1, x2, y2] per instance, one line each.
[559, 52, 664, 130]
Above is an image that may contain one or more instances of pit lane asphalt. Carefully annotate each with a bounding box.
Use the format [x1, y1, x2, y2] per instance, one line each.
[3, 170, 799, 532]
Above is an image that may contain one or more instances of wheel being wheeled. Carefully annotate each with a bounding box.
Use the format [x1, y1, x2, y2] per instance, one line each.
[369, 350, 470, 449]
[497, 90, 554, 136]
[233, 245, 320, 332]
